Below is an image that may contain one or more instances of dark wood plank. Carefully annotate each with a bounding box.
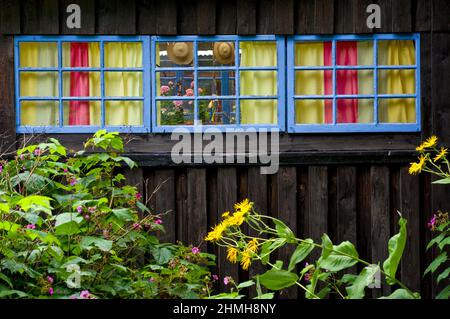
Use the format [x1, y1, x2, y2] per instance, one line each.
[216, 0, 236, 34]
[196, 0, 216, 35]
[96, 0, 136, 35]
[0, 36, 15, 153]
[414, 0, 431, 32]
[124, 167, 144, 216]
[370, 166, 391, 298]
[137, 0, 157, 34]
[420, 33, 432, 139]
[314, 0, 334, 34]
[60, 0, 95, 34]
[376, 0, 393, 33]
[21, 0, 59, 34]
[237, 0, 257, 35]
[274, 0, 294, 34]
[433, 0, 450, 31]
[398, 167, 421, 293]
[256, 0, 274, 34]
[354, 0, 377, 33]
[0, 0, 20, 34]
[155, 0, 177, 35]
[392, 0, 412, 32]
[294, 0, 315, 34]
[334, 0, 354, 33]
[175, 169, 188, 242]
[177, 0, 197, 35]
[153, 169, 177, 243]
[185, 168, 208, 245]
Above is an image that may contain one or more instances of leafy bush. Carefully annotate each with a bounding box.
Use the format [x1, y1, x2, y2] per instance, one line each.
[0, 131, 214, 299]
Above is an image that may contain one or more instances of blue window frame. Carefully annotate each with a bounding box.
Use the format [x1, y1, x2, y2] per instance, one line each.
[287, 33, 420, 133]
[14, 36, 151, 134]
[152, 35, 286, 132]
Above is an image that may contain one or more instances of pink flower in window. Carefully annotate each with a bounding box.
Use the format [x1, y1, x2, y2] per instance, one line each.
[160, 85, 170, 95]
[173, 100, 183, 108]
[185, 88, 194, 96]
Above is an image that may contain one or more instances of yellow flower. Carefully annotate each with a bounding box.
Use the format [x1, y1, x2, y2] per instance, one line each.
[222, 211, 230, 218]
[434, 147, 448, 162]
[423, 136, 438, 148]
[416, 143, 426, 153]
[233, 198, 253, 215]
[226, 247, 238, 263]
[240, 250, 252, 270]
[409, 155, 426, 175]
[205, 223, 227, 242]
[226, 212, 245, 226]
[247, 239, 259, 253]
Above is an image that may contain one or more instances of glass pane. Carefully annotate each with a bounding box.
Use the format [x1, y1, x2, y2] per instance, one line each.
[378, 70, 415, 95]
[240, 71, 277, 96]
[295, 99, 328, 124]
[294, 42, 330, 66]
[295, 70, 328, 95]
[158, 100, 194, 125]
[199, 99, 236, 125]
[20, 72, 59, 97]
[19, 42, 58, 68]
[105, 101, 143, 126]
[104, 42, 143, 68]
[378, 98, 416, 123]
[157, 71, 194, 97]
[378, 40, 416, 66]
[336, 99, 374, 123]
[198, 71, 235, 96]
[156, 42, 194, 67]
[62, 42, 100, 68]
[20, 101, 59, 126]
[240, 100, 277, 124]
[63, 101, 101, 126]
[198, 42, 236, 67]
[337, 69, 374, 95]
[105, 72, 143, 97]
[336, 41, 373, 66]
[239, 41, 277, 67]
[63, 72, 101, 97]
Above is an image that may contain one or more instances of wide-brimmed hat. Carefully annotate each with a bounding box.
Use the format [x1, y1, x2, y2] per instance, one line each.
[213, 42, 235, 65]
[167, 42, 194, 65]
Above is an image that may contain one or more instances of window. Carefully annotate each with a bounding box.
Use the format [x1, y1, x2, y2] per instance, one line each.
[152, 36, 285, 132]
[15, 36, 150, 133]
[287, 34, 420, 133]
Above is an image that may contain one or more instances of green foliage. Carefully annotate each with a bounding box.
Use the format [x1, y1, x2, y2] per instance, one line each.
[0, 131, 214, 299]
[383, 218, 407, 285]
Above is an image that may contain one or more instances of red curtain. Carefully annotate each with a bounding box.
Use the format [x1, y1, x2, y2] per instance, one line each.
[324, 42, 358, 124]
[69, 43, 90, 125]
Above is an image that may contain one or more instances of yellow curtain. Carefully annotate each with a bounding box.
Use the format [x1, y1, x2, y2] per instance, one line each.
[378, 40, 416, 123]
[357, 41, 374, 123]
[294, 43, 325, 124]
[240, 42, 277, 124]
[104, 43, 143, 126]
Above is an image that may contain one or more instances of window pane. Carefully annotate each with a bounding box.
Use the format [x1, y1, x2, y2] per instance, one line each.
[20, 72, 59, 97]
[199, 99, 236, 125]
[378, 98, 416, 123]
[105, 101, 143, 126]
[294, 42, 330, 66]
[63, 72, 101, 97]
[240, 42, 277, 67]
[157, 71, 194, 96]
[378, 70, 415, 95]
[295, 70, 328, 95]
[336, 41, 373, 66]
[105, 72, 143, 97]
[337, 69, 374, 95]
[62, 42, 100, 68]
[158, 100, 194, 125]
[295, 99, 327, 124]
[378, 40, 416, 66]
[240, 100, 277, 124]
[156, 42, 194, 67]
[20, 101, 59, 126]
[240, 71, 277, 96]
[104, 42, 143, 68]
[336, 99, 374, 123]
[198, 71, 235, 96]
[19, 42, 58, 68]
[198, 42, 235, 67]
[63, 101, 101, 126]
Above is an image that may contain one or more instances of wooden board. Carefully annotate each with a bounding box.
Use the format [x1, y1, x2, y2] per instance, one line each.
[137, 0, 157, 34]
[237, 0, 257, 35]
[0, 36, 15, 152]
[153, 169, 177, 243]
[21, 0, 59, 34]
[155, 0, 177, 35]
[196, 0, 216, 35]
[96, 0, 136, 35]
[216, 0, 236, 34]
[0, 0, 21, 34]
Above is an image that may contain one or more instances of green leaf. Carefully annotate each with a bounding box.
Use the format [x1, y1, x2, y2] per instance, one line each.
[288, 239, 314, 272]
[346, 264, 380, 299]
[0, 273, 13, 288]
[426, 233, 446, 251]
[111, 208, 136, 222]
[253, 293, 275, 299]
[379, 289, 417, 299]
[438, 237, 450, 250]
[436, 285, 450, 299]
[319, 241, 358, 272]
[17, 195, 53, 214]
[80, 236, 113, 252]
[320, 234, 333, 260]
[437, 266, 450, 284]
[273, 219, 296, 243]
[54, 213, 83, 236]
[0, 289, 28, 298]
[432, 178, 450, 184]
[424, 252, 447, 275]
[258, 269, 299, 291]
[237, 280, 255, 289]
[260, 238, 286, 265]
[382, 217, 407, 285]
[0, 202, 9, 213]
[151, 247, 173, 265]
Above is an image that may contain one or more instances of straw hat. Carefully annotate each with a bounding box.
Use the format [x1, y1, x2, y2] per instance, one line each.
[213, 42, 235, 65]
[167, 42, 194, 65]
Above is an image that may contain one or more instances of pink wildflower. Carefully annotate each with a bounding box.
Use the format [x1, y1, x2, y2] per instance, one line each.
[135, 193, 143, 200]
[79, 290, 90, 299]
[223, 276, 232, 286]
[191, 247, 200, 254]
[69, 178, 77, 186]
[49, 287, 54, 296]
[155, 219, 163, 225]
[47, 276, 54, 284]
[34, 148, 42, 156]
[26, 224, 36, 229]
[0, 165, 3, 173]
[133, 223, 141, 230]
[428, 214, 437, 230]
[76, 205, 83, 213]
[212, 275, 219, 282]
[84, 215, 90, 220]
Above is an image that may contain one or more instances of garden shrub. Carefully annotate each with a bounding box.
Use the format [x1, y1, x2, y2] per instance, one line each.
[0, 130, 215, 299]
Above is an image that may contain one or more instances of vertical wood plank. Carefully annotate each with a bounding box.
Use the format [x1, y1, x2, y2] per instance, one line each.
[0, 36, 15, 152]
[96, 0, 136, 35]
[274, 0, 294, 34]
[0, 0, 21, 34]
[60, 0, 95, 34]
[392, 0, 412, 32]
[420, 33, 432, 139]
[314, 0, 334, 34]
[137, 0, 157, 34]
[334, 0, 354, 33]
[370, 166, 391, 298]
[376, 0, 393, 33]
[295, 0, 315, 34]
[216, 0, 236, 34]
[196, 0, 216, 35]
[156, 0, 177, 35]
[177, 0, 197, 35]
[237, 0, 257, 35]
[256, 0, 274, 34]
[433, 0, 450, 31]
[153, 169, 177, 243]
[414, 0, 431, 32]
[185, 168, 207, 245]
[175, 169, 188, 242]
[22, 0, 60, 34]
[354, 0, 377, 33]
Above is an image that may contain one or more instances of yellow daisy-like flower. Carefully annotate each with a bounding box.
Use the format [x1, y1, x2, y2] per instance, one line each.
[247, 239, 259, 253]
[226, 212, 245, 226]
[205, 223, 227, 242]
[433, 147, 448, 162]
[409, 155, 426, 175]
[233, 198, 253, 215]
[423, 136, 438, 148]
[416, 143, 426, 153]
[226, 247, 238, 263]
[240, 250, 252, 270]
[222, 211, 230, 218]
